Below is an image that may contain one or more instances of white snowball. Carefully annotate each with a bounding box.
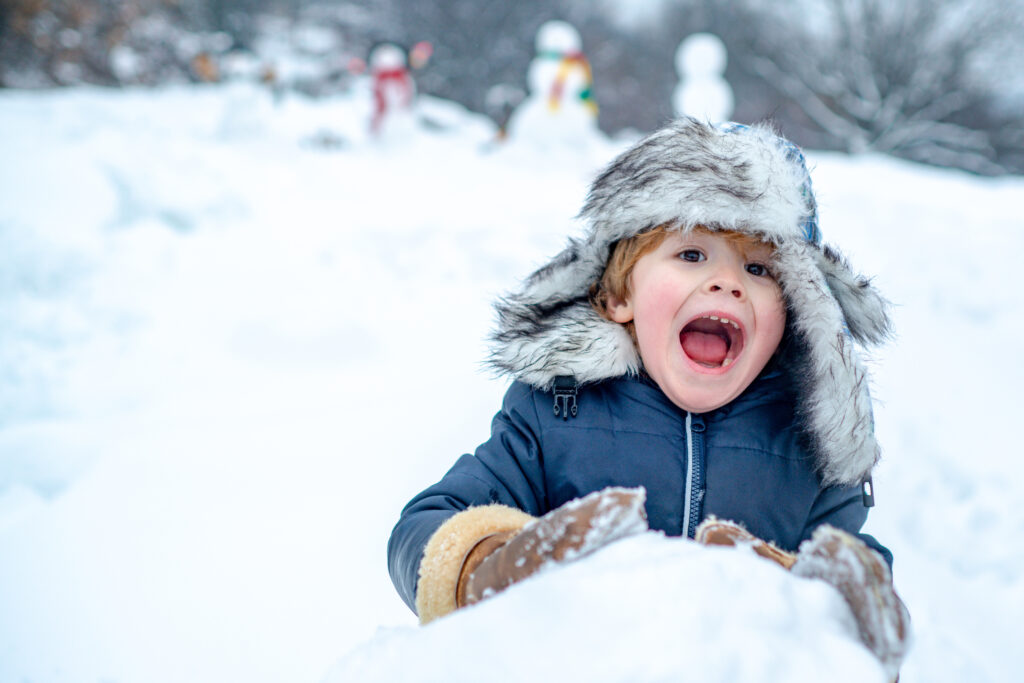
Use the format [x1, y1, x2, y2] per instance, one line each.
[675, 33, 728, 77]
[369, 43, 406, 70]
[535, 20, 582, 54]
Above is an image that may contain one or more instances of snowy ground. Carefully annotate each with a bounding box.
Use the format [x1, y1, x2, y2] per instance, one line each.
[1, 82, 1022, 683]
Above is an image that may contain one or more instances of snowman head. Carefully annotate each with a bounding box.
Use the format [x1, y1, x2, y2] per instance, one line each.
[675, 33, 728, 77]
[369, 43, 407, 71]
[535, 20, 582, 56]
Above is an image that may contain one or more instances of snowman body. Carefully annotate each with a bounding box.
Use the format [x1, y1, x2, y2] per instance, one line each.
[672, 33, 734, 123]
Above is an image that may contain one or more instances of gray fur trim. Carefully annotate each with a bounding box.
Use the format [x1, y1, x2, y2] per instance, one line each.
[814, 246, 892, 345]
[490, 296, 639, 389]
[773, 241, 881, 485]
[487, 118, 890, 485]
[580, 118, 814, 245]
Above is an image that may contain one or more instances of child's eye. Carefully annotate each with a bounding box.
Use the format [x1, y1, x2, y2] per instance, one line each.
[679, 249, 705, 262]
[746, 263, 772, 278]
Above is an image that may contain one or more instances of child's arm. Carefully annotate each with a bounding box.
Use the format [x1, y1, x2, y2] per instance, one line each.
[800, 482, 893, 568]
[387, 383, 550, 618]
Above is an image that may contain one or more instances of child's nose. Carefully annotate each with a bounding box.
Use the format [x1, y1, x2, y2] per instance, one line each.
[705, 268, 746, 300]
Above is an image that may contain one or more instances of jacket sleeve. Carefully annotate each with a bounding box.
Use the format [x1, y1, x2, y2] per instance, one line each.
[799, 482, 894, 570]
[387, 382, 550, 618]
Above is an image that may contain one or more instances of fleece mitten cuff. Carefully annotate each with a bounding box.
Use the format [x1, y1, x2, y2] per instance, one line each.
[415, 504, 534, 624]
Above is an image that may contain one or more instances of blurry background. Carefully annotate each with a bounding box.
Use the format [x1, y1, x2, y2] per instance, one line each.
[2, 2, 1024, 682]
[3, 0, 1024, 174]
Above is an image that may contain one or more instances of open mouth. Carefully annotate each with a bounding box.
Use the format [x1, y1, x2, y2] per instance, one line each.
[679, 314, 745, 369]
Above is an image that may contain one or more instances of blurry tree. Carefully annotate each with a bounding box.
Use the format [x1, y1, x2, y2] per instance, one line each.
[737, 0, 1024, 174]
[0, 0, 211, 86]
[203, 0, 288, 49]
[2, 0, 1022, 174]
[0, 0, 381, 88]
[1, 0, 121, 85]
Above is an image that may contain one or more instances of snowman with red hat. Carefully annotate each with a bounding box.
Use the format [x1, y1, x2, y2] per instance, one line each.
[362, 41, 432, 138]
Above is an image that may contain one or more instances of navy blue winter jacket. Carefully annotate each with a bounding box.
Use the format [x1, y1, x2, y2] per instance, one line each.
[388, 370, 890, 613]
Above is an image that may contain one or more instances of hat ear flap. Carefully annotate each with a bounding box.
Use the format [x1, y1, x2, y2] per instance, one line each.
[488, 238, 640, 389]
[772, 241, 881, 486]
[520, 237, 605, 304]
[813, 246, 892, 347]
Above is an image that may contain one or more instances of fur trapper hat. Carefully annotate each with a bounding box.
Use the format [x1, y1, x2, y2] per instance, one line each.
[488, 118, 891, 487]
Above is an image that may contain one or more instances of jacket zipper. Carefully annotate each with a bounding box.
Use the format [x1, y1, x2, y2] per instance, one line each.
[683, 412, 706, 538]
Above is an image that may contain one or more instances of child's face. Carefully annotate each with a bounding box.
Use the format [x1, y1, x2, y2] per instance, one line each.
[607, 230, 786, 413]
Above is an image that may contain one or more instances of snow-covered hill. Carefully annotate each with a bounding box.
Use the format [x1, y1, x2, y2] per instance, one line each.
[1, 82, 1021, 683]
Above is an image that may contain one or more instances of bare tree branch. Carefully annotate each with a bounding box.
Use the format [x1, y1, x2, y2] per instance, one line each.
[744, 0, 1022, 173]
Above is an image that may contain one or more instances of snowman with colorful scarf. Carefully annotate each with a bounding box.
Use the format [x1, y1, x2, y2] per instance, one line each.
[505, 20, 602, 147]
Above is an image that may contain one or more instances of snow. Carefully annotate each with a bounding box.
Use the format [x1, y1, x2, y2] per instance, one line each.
[1, 82, 1022, 683]
[329, 535, 883, 683]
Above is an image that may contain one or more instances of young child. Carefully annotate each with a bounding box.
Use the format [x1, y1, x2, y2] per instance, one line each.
[388, 119, 909, 677]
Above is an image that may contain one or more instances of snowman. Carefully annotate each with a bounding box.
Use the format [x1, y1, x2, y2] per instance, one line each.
[505, 20, 602, 147]
[672, 33, 734, 123]
[368, 43, 416, 137]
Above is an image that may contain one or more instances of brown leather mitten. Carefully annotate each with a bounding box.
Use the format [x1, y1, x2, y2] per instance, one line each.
[695, 517, 797, 569]
[460, 486, 649, 607]
[792, 526, 911, 681]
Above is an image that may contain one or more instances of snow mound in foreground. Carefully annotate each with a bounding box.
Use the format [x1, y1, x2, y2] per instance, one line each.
[328, 534, 886, 683]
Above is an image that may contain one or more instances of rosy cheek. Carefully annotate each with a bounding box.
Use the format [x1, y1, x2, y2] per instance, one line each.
[765, 305, 787, 344]
[646, 280, 682, 308]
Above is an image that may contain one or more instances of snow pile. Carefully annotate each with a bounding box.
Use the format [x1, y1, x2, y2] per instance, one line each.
[0, 82, 1022, 683]
[330, 534, 884, 683]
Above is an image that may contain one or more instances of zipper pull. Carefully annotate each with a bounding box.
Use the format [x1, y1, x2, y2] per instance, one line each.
[552, 376, 578, 420]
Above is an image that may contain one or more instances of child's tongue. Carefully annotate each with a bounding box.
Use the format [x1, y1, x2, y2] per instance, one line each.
[681, 330, 728, 365]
